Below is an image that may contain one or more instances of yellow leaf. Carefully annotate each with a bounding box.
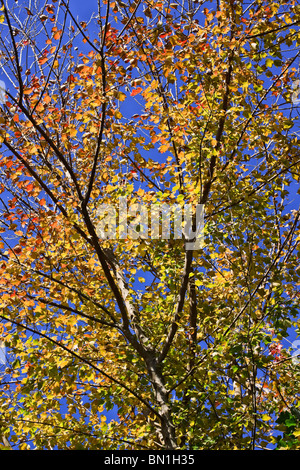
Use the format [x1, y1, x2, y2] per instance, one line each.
[23, 87, 34, 95]
[69, 128, 77, 138]
[106, 184, 114, 193]
[262, 415, 271, 422]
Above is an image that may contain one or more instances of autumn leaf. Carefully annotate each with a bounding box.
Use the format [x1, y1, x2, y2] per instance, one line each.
[53, 30, 62, 40]
[131, 87, 143, 97]
[26, 183, 34, 192]
[38, 57, 48, 65]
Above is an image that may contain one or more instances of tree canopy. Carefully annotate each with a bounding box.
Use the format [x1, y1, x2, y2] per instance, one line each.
[0, 0, 300, 450]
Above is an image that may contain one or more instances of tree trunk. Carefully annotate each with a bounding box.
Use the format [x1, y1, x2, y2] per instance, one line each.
[145, 354, 177, 449]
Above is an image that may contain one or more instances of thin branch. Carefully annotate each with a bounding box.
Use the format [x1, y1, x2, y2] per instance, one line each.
[1, 1, 24, 105]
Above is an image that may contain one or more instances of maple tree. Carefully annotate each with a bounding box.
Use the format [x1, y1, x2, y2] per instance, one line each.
[0, 0, 299, 450]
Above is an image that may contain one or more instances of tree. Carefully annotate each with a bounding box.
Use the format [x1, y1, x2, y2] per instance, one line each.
[0, 0, 299, 450]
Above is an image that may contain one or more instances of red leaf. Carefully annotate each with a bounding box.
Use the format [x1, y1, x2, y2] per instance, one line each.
[131, 87, 142, 97]
[26, 183, 34, 192]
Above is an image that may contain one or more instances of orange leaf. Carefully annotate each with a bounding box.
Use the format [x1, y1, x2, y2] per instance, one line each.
[53, 30, 62, 40]
[69, 128, 77, 138]
[26, 183, 34, 192]
[46, 4, 55, 14]
[23, 87, 34, 95]
[38, 57, 48, 65]
[131, 87, 143, 97]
